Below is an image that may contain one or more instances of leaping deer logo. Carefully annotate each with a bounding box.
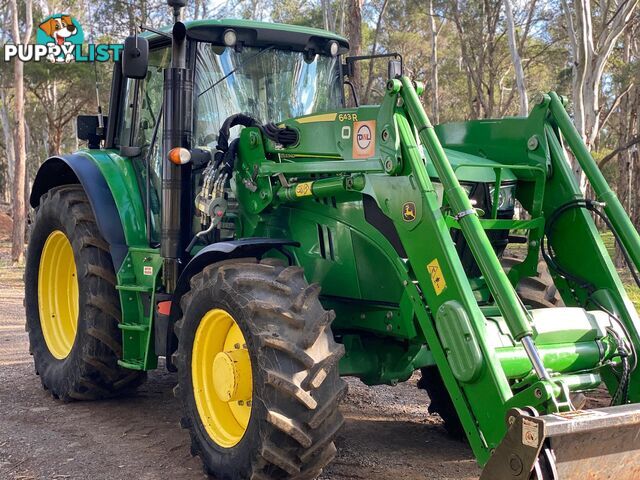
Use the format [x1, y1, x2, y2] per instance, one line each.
[402, 202, 416, 222]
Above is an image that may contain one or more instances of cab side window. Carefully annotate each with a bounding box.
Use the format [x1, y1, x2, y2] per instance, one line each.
[117, 46, 171, 243]
[118, 47, 170, 154]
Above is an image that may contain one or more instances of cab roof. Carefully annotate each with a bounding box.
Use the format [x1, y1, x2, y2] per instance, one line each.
[146, 18, 350, 55]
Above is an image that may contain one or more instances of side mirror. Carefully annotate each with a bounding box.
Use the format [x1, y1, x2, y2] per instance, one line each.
[77, 115, 108, 149]
[388, 59, 402, 80]
[122, 35, 149, 79]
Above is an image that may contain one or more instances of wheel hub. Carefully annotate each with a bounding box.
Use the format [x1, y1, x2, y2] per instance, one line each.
[212, 348, 252, 402]
[191, 308, 253, 448]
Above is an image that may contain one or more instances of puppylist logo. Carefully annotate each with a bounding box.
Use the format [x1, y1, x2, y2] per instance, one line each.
[4, 13, 123, 63]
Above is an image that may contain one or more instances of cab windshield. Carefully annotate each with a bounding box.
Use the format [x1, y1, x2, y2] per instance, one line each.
[194, 43, 343, 146]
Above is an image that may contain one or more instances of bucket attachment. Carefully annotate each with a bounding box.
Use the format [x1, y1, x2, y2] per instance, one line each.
[480, 404, 640, 480]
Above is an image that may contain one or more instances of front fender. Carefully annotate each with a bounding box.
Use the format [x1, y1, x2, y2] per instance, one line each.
[169, 238, 299, 322]
[160, 238, 299, 368]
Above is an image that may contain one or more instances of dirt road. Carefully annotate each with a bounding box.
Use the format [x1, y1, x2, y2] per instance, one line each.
[0, 248, 480, 480]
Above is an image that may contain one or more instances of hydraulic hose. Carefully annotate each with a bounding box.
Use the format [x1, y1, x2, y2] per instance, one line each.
[542, 198, 639, 403]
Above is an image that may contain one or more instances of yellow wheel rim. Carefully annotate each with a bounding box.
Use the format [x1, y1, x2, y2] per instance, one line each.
[192, 308, 253, 448]
[37, 230, 79, 360]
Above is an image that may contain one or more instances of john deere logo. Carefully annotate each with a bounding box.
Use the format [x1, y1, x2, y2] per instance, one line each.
[356, 124, 372, 150]
[402, 202, 416, 222]
[4, 13, 122, 63]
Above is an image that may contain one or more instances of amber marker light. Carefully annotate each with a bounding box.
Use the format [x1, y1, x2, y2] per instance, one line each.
[169, 147, 191, 165]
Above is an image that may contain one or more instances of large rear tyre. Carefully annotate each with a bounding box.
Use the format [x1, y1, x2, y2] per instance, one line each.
[417, 367, 466, 440]
[25, 186, 146, 401]
[502, 256, 563, 308]
[175, 259, 346, 480]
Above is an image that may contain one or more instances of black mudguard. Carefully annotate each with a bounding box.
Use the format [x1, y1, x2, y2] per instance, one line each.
[30, 155, 128, 270]
[159, 238, 299, 369]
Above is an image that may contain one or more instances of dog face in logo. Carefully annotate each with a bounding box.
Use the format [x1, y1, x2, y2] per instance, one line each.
[38, 15, 79, 63]
[39, 15, 78, 45]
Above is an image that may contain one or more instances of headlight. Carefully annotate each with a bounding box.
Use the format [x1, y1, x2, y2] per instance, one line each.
[431, 181, 473, 207]
[489, 184, 516, 210]
[432, 181, 444, 206]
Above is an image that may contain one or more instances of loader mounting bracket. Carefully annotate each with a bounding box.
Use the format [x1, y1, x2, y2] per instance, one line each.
[481, 404, 640, 480]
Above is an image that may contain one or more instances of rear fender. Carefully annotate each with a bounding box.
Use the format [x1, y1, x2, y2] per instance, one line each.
[30, 154, 133, 270]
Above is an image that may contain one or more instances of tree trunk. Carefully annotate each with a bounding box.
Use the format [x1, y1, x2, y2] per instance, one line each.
[322, 0, 336, 31]
[616, 28, 638, 266]
[0, 89, 15, 203]
[9, 0, 32, 264]
[561, 0, 638, 192]
[503, 0, 528, 116]
[48, 125, 63, 157]
[363, 0, 389, 104]
[346, 0, 363, 106]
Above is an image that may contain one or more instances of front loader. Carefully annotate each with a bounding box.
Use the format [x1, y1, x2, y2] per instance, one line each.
[24, 1, 640, 478]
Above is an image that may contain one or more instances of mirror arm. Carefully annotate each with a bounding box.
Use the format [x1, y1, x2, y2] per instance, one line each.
[140, 24, 172, 39]
[343, 80, 360, 107]
[343, 52, 403, 76]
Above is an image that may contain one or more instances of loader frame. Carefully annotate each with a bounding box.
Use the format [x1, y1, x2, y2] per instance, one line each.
[231, 77, 640, 465]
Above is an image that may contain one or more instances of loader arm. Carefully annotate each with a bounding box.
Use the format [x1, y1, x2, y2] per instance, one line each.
[396, 80, 640, 478]
[234, 76, 640, 478]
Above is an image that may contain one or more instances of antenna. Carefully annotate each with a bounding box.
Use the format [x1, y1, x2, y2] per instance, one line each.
[93, 60, 104, 139]
[91, 13, 104, 142]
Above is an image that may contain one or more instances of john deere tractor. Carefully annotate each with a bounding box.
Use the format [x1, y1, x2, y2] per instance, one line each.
[25, 1, 640, 478]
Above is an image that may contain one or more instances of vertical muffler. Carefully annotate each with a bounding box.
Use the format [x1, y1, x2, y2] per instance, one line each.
[480, 404, 640, 479]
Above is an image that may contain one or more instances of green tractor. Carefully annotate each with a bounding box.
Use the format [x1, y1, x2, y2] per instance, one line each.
[25, 2, 640, 478]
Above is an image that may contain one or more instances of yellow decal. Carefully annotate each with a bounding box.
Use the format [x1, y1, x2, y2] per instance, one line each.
[427, 258, 447, 295]
[352, 120, 376, 159]
[295, 182, 313, 197]
[296, 113, 337, 124]
[338, 112, 358, 122]
[521, 418, 539, 448]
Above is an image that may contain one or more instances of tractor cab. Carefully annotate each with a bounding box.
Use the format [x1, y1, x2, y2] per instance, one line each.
[104, 20, 353, 259]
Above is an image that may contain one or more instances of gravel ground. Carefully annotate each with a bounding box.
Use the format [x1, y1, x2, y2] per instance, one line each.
[0, 243, 480, 480]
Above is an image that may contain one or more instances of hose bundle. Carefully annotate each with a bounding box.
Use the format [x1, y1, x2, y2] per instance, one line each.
[541, 198, 638, 404]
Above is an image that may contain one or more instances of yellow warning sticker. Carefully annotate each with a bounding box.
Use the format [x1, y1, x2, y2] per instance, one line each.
[295, 182, 313, 197]
[427, 258, 446, 295]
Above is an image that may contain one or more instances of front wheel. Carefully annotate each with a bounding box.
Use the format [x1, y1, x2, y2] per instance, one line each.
[175, 259, 347, 479]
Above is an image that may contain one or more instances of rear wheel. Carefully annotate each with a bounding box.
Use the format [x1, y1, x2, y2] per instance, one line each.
[175, 259, 346, 479]
[418, 256, 563, 440]
[25, 185, 145, 401]
[417, 366, 466, 440]
[502, 256, 563, 308]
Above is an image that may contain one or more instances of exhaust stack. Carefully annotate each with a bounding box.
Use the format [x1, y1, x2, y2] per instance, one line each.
[161, 0, 192, 292]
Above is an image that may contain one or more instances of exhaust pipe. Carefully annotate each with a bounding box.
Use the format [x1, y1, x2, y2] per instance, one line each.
[161, 0, 192, 292]
[480, 404, 640, 479]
